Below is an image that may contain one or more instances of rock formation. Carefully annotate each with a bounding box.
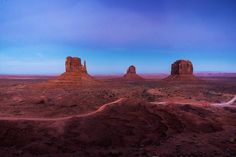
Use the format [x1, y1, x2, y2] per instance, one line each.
[165, 60, 198, 81]
[51, 56, 96, 85]
[65, 57, 88, 74]
[123, 65, 144, 81]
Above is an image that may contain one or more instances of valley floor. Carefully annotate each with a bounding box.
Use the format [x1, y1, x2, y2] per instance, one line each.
[0, 76, 236, 157]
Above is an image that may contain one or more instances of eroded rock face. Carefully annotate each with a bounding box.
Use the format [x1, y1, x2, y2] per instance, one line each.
[123, 65, 144, 81]
[66, 57, 87, 73]
[50, 56, 96, 85]
[166, 60, 198, 81]
[127, 65, 136, 74]
[171, 60, 193, 75]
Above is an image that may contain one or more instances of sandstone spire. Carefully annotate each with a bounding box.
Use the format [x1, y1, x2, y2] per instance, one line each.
[84, 60, 87, 73]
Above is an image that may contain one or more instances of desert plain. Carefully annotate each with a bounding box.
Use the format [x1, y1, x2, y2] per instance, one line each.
[0, 73, 236, 157]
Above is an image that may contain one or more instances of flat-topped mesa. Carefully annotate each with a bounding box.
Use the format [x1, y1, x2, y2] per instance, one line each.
[51, 56, 96, 85]
[123, 65, 144, 81]
[171, 60, 193, 75]
[165, 60, 198, 81]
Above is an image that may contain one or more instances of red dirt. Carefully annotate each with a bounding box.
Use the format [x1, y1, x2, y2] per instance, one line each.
[0, 76, 236, 157]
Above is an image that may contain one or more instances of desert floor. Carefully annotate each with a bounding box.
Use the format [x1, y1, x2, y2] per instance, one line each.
[0, 76, 236, 157]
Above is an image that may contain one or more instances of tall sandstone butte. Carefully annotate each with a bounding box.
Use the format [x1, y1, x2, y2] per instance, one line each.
[65, 57, 87, 73]
[123, 65, 144, 81]
[51, 56, 96, 85]
[165, 60, 198, 81]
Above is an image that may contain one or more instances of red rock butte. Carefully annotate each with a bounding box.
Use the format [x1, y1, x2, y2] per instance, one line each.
[123, 65, 144, 81]
[165, 60, 198, 81]
[51, 56, 97, 85]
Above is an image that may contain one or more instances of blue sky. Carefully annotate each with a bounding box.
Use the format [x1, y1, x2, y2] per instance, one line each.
[0, 0, 236, 74]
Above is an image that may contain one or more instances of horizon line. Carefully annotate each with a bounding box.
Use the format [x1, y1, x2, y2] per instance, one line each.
[1, 71, 236, 76]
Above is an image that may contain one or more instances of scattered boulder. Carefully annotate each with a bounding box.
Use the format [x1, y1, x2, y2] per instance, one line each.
[123, 65, 144, 81]
[50, 56, 97, 85]
[165, 60, 198, 81]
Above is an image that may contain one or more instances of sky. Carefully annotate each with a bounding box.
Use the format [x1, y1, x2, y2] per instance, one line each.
[0, 0, 236, 75]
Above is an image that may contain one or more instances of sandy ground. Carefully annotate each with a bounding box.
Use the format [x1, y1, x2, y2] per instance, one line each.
[0, 98, 124, 121]
[0, 76, 236, 157]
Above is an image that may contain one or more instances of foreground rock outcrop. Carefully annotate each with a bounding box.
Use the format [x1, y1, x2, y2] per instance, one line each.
[51, 56, 97, 85]
[165, 60, 198, 81]
[123, 65, 144, 81]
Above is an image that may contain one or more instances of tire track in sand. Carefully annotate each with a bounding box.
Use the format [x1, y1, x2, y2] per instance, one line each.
[0, 98, 125, 122]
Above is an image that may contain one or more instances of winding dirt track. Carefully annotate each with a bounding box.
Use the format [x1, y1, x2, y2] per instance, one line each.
[0, 95, 235, 122]
[0, 98, 125, 122]
[151, 95, 236, 107]
[212, 95, 236, 106]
